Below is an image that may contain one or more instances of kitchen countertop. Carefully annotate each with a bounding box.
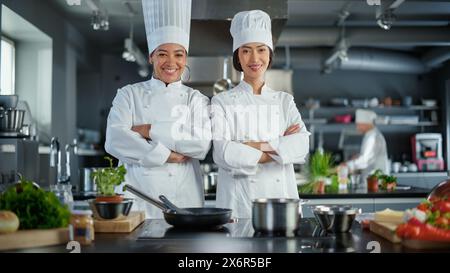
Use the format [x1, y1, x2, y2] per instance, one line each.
[7, 218, 449, 253]
[203, 185, 430, 201]
[298, 185, 429, 199]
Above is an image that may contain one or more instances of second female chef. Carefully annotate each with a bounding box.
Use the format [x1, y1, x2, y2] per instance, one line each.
[211, 10, 310, 218]
[105, 0, 211, 218]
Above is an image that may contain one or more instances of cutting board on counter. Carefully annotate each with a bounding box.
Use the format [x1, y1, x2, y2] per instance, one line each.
[402, 239, 450, 250]
[94, 211, 145, 233]
[369, 221, 402, 243]
[0, 227, 70, 251]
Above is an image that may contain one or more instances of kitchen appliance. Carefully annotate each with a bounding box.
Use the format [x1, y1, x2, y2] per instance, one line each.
[124, 184, 232, 229]
[0, 138, 39, 187]
[0, 107, 25, 132]
[0, 95, 18, 109]
[252, 198, 303, 235]
[411, 133, 444, 171]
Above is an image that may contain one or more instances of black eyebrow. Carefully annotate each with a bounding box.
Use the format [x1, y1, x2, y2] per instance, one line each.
[242, 45, 267, 49]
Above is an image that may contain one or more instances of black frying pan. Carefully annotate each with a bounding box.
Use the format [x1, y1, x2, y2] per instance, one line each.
[124, 184, 232, 229]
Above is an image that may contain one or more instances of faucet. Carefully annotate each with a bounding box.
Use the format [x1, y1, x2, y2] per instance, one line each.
[50, 138, 78, 184]
[50, 137, 62, 183]
[62, 139, 78, 183]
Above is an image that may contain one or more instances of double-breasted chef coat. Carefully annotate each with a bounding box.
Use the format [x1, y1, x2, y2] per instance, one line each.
[105, 77, 212, 218]
[211, 80, 310, 218]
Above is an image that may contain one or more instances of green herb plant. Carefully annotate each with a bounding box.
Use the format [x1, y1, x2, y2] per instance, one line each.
[91, 156, 126, 196]
[298, 151, 335, 194]
[379, 174, 397, 190]
[0, 178, 70, 229]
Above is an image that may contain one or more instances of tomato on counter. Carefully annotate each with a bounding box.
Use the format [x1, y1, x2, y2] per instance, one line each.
[396, 197, 450, 242]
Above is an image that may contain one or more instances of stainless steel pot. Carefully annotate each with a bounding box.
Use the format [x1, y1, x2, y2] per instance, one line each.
[203, 172, 218, 193]
[0, 108, 25, 132]
[252, 198, 303, 234]
[79, 168, 98, 193]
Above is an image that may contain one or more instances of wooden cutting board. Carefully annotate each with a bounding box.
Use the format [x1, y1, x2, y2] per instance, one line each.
[94, 211, 145, 233]
[402, 239, 450, 250]
[0, 227, 70, 251]
[369, 220, 402, 243]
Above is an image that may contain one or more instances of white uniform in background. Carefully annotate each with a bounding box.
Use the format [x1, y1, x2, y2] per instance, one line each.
[105, 0, 212, 219]
[212, 81, 310, 218]
[105, 78, 211, 218]
[346, 127, 389, 182]
[346, 109, 389, 183]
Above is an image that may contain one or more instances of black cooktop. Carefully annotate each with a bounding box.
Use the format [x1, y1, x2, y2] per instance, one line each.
[138, 218, 333, 239]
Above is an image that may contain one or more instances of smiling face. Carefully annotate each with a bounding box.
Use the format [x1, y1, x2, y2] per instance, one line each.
[149, 43, 187, 84]
[237, 43, 271, 81]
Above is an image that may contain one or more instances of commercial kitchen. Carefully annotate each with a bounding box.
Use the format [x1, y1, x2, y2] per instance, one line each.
[0, 0, 450, 254]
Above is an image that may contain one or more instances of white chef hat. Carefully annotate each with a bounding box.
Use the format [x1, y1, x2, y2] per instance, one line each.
[230, 10, 273, 52]
[141, 0, 192, 55]
[355, 109, 377, 124]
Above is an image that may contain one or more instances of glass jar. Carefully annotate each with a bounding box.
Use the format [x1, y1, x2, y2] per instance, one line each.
[70, 210, 95, 245]
[50, 183, 74, 210]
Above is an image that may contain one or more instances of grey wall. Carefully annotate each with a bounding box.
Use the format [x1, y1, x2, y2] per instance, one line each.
[77, 54, 148, 144]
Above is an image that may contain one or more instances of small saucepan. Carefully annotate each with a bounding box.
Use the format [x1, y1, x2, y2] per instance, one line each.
[124, 184, 232, 229]
[252, 198, 307, 235]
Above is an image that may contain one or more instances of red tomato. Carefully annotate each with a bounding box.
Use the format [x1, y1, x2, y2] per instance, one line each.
[396, 222, 450, 241]
[435, 217, 449, 228]
[417, 203, 429, 212]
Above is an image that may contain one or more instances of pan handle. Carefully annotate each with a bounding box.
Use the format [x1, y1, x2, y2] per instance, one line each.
[123, 184, 168, 211]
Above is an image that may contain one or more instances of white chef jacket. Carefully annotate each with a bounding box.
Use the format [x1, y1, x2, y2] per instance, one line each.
[211, 80, 310, 218]
[105, 77, 212, 219]
[346, 127, 389, 184]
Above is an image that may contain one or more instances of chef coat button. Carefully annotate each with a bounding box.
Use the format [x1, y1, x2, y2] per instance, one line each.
[250, 179, 256, 183]
[168, 172, 173, 177]
[276, 179, 280, 182]
[272, 95, 276, 99]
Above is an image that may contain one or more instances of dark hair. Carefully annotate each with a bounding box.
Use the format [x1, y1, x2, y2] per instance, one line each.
[232, 47, 273, 72]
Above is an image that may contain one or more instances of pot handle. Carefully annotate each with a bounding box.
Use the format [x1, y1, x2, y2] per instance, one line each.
[123, 184, 168, 211]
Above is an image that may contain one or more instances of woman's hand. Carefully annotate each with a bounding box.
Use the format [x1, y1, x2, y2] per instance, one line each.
[167, 151, 190, 163]
[284, 124, 301, 136]
[258, 152, 274, 164]
[131, 124, 151, 139]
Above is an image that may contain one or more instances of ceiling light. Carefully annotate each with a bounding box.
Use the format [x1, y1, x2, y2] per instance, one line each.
[86, 0, 109, 31]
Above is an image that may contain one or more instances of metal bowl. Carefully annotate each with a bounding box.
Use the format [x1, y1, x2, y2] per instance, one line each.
[313, 205, 361, 233]
[89, 198, 133, 220]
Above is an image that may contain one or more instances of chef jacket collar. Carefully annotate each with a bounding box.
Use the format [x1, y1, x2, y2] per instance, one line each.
[238, 80, 272, 95]
[148, 76, 183, 90]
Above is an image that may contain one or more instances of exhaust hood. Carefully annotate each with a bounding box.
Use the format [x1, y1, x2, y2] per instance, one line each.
[188, 0, 288, 56]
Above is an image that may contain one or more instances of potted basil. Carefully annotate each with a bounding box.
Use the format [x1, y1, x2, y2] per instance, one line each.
[91, 156, 127, 203]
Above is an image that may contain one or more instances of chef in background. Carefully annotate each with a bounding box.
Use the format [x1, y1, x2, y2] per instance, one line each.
[341, 109, 389, 183]
[105, 0, 211, 218]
